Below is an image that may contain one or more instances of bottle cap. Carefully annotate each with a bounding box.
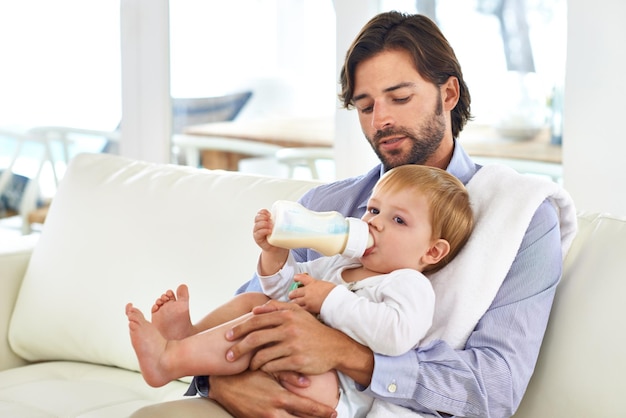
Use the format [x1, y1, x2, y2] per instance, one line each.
[343, 218, 374, 258]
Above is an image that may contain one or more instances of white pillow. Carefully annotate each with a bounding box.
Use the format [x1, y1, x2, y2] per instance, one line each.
[9, 153, 320, 372]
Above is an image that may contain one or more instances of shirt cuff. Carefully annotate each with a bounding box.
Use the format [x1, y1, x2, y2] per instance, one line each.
[367, 352, 419, 401]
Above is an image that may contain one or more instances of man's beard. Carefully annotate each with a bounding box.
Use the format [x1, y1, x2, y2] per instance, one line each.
[368, 99, 446, 171]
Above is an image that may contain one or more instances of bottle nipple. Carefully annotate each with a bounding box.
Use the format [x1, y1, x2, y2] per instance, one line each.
[343, 217, 374, 258]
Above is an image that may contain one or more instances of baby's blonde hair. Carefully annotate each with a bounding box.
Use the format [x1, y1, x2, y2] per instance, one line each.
[374, 165, 474, 273]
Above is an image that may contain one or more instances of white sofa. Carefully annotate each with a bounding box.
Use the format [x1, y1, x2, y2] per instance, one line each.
[0, 153, 624, 417]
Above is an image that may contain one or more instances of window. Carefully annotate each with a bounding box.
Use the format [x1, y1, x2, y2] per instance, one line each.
[169, 0, 337, 120]
[0, 0, 121, 199]
[383, 0, 566, 138]
[0, 1, 121, 130]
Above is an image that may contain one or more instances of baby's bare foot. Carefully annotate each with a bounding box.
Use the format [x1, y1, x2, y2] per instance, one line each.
[125, 303, 179, 387]
[152, 289, 176, 313]
[152, 284, 193, 340]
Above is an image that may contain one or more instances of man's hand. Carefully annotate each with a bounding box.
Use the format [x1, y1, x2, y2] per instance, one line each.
[225, 299, 374, 386]
[209, 370, 337, 418]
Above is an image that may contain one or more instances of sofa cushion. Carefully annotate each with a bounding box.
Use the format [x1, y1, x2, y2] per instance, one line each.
[8, 153, 320, 373]
[514, 212, 626, 416]
[0, 361, 188, 417]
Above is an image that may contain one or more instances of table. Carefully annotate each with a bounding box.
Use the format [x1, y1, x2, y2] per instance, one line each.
[183, 117, 334, 170]
[460, 124, 561, 164]
[183, 117, 562, 170]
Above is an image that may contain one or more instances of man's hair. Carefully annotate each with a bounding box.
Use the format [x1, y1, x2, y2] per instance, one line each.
[374, 165, 474, 273]
[339, 11, 472, 138]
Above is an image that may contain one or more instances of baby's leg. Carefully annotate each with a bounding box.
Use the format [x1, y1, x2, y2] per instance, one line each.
[187, 291, 271, 335]
[126, 302, 255, 388]
[152, 285, 270, 341]
[281, 371, 340, 410]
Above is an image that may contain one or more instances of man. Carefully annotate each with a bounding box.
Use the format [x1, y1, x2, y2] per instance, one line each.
[192, 11, 562, 417]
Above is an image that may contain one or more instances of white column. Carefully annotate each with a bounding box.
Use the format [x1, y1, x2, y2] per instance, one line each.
[119, 0, 171, 163]
[333, 0, 381, 179]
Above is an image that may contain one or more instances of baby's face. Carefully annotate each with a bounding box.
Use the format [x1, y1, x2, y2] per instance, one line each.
[361, 187, 434, 273]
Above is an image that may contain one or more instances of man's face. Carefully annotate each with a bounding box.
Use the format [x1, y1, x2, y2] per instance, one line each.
[352, 49, 452, 171]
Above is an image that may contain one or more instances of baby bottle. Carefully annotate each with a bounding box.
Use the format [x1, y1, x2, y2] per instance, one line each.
[267, 200, 374, 258]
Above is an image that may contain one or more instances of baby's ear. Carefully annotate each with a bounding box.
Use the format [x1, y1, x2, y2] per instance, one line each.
[423, 239, 450, 266]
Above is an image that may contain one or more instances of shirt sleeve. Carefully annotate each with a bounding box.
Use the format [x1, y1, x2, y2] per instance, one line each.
[320, 270, 435, 356]
[258, 253, 347, 300]
[257, 253, 298, 301]
[363, 200, 562, 417]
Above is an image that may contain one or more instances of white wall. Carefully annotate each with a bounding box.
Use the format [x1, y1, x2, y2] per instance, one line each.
[120, 0, 171, 163]
[562, 0, 626, 216]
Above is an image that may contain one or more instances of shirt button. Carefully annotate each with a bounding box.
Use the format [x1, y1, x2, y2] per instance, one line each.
[387, 383, 397, 393]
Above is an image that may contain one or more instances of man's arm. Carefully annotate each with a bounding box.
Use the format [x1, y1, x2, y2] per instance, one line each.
[208, 371, 338, 418]
[364, 200, 562, 417]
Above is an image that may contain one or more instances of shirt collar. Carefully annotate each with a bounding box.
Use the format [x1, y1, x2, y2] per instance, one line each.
[359, 138, 478, 210]
[447, 138, 479, 185]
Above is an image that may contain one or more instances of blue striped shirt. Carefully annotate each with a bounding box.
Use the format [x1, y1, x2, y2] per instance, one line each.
[237, 140, 561, 417]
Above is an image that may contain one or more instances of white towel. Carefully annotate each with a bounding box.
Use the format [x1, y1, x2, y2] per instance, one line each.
[422, 164, 577, 349]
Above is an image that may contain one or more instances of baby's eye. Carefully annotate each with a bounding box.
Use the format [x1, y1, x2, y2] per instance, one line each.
[368, 207, 379, 215]
[393, 216, 406, 225]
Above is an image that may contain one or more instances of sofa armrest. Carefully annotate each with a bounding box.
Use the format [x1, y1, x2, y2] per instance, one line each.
[0, 234, 38, 371]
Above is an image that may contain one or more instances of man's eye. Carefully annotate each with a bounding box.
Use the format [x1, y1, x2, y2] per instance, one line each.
[359, 105, 373, 114]
[393, 96, 410, 104]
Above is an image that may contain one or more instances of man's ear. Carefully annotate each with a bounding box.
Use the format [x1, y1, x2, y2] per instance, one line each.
[422, 239, 451, 266]
[441, 76, 460, 112]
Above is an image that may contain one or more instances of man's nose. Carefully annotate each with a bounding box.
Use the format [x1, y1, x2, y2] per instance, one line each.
[371, 102, 394, 131]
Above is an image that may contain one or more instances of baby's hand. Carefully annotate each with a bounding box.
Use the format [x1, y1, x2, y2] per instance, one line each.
[253, 209, 274, 250]
[288, 273, 336, 315]
[255, 209, 289, 276]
